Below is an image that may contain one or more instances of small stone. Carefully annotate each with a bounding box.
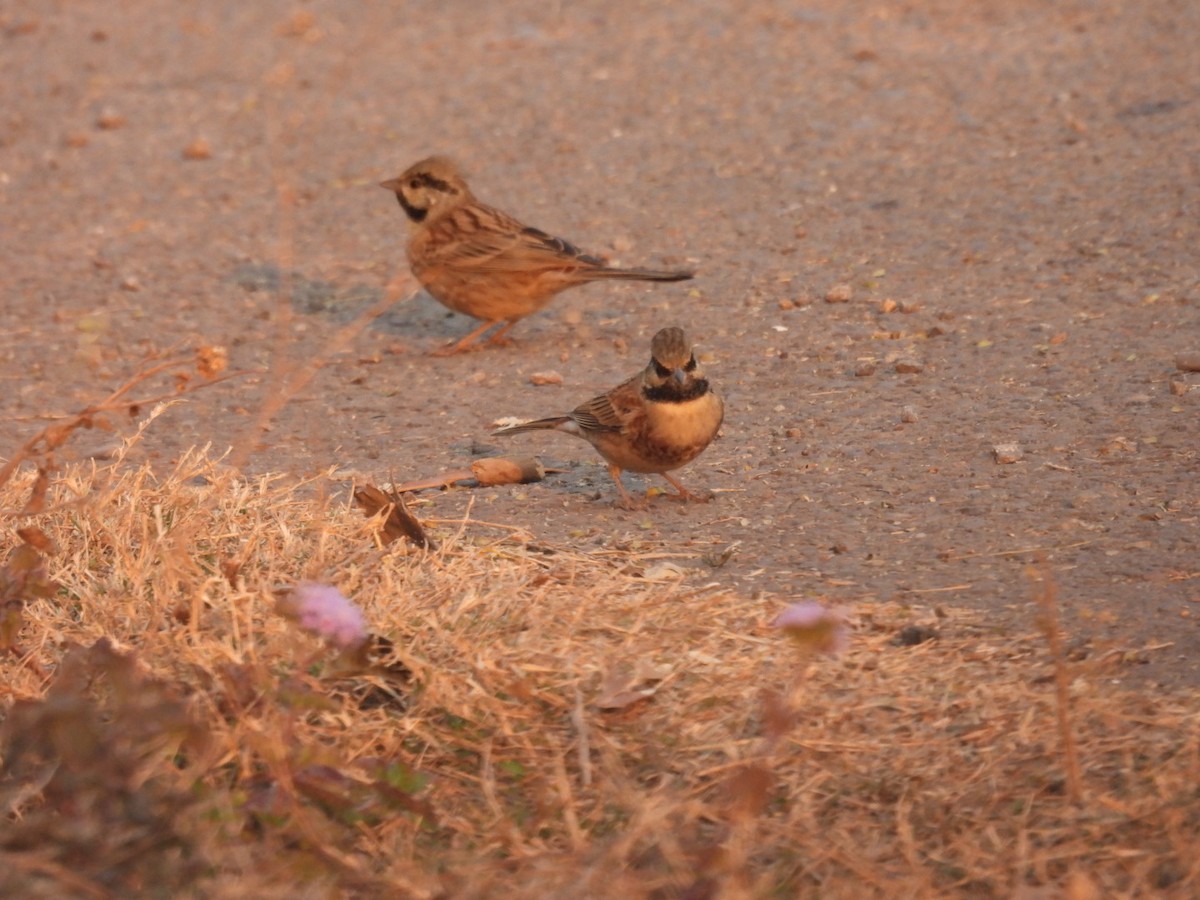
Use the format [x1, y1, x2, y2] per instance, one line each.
[785, 427, 803, 439]
[119, 275, 141, 292]
[182, 138, 212, 160]
[1169, 379, 1188, 396]
[895, 358, 924, 374]
[900, 406, 918, 423]
[898, 300, 923, 314]
[894, 625, 938, 646]
[993, 443, 1022, 464]
[879, 298, 897, 314]
[926, 324, 949, 337]
[64, 132, 90, 148]
[825, 283, 853, 303]
[1175, 352, 1200, 373]
[778, 298, 796, 310]
[854, 361, 877, 377]
[529, 371, 563, 386]
[611, 234, 635, 253]
[96, 109, 126, 130]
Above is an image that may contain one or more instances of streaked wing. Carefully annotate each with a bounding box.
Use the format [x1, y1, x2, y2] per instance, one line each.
[426, 203, 604, 274]
[518, 226, 606, 267]
[570, 376, 640, 433]
[570, 394, 624, 433]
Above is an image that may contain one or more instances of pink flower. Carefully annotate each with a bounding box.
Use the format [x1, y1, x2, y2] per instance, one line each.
[280, 582, 368, 650]
[771, 602, 849, 657]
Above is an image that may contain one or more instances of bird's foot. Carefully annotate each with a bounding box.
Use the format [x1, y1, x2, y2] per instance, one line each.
[659, 474, 713, 504]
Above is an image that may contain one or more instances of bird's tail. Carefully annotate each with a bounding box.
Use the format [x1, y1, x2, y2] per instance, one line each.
[583, 266, 694, 283]
[493, 416, 572, 436]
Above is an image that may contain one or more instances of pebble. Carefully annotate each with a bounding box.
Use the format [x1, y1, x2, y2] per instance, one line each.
[854, 361, 877, 377]
[529, 371, 563, 386]
[182, 138, 212, 160]
[900, 406, 918, 423]
[992, 443, 1023, 464]
[895, 358, 924, 374]
[1169, 379, 1189, 396]
[96, 109, 126, 130]
[879, 298, 897, 314]
[825, 283, 853, 303]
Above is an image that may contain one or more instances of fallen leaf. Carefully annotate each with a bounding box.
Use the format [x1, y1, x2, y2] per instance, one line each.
[595, 659, 673, 710]
[354, 484, 433, 548]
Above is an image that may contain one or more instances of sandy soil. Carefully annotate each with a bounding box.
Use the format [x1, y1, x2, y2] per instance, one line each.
[2, 0, 1197, 685]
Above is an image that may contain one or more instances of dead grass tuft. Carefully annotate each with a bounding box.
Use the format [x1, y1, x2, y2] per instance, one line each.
[1, 452, 1197, 897]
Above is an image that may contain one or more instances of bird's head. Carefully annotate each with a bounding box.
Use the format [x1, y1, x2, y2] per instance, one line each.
[380, 156, 470, 225]
[644, 327, 709, 401]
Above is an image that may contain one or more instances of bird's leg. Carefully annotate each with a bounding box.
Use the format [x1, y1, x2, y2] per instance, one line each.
[606, 464, 645, 510]
[660, 472, 712, 504]
[483, 320, 519, 347]
[430, 319, 500, 356]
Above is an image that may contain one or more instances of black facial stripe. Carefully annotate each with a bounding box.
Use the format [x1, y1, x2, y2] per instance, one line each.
[684, 355, 697, 372]
[653, 360, 672, 378]
[644, 378, 709, 404]
[396, 192, 427, 222]
[414, 173, 455, 193]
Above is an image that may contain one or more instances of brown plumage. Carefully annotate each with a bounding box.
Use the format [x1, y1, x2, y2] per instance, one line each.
[380, 157, 693, 355]
[493, 327, 723, 509]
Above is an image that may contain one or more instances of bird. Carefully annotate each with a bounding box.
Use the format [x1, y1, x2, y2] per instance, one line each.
[492, 326, 723, 509]
[380, 157, 694, 355]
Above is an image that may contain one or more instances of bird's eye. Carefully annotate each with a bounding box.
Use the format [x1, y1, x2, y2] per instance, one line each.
[408, 178, 421, 190]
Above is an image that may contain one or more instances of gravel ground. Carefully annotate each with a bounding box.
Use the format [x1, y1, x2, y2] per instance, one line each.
[2, 0, 1198, 685]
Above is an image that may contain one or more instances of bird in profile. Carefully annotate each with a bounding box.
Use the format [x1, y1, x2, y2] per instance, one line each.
[380, 157, 693, 355]
[493, 327, 723, 509]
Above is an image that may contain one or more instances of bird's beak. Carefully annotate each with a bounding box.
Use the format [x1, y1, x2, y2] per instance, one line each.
[672, 368, 687, 385]
[379, 178, 401, 191]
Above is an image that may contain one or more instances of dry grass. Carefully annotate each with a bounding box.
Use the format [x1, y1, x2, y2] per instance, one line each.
[1, 441, 1198, 898]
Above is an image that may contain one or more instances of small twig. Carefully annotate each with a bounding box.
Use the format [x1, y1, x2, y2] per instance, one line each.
[421, 516, 533, 536]
[571, 685, 592, 788]
[947, 539, 1093, 561]
[1029, 558, 1084, 806]
[550, 738, 585, 852]
[0, 356, 248, 496]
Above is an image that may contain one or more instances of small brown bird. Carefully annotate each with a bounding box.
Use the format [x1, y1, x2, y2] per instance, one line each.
[380, 157, 693, 355]
[493, 327, 723, 509]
